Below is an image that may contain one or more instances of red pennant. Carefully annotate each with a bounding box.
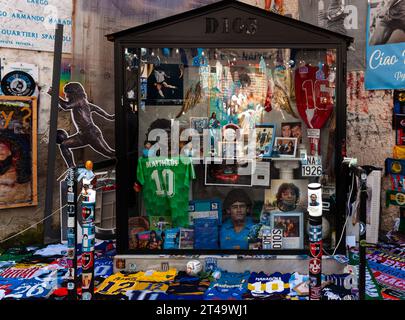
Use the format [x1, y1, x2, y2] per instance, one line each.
[294, 65, 334, 130]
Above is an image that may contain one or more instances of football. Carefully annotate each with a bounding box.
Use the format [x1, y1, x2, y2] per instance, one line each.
[186, 260, 202, 275]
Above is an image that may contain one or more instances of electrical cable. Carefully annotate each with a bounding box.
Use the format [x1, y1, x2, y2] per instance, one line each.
[0, 186, 105, 244]
[331, 172, 355, 256]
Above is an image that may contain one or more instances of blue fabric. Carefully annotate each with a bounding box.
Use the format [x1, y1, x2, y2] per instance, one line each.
[220, 218, 254, 250]
[204, 287, 244, 300]
[206, 271, 250, 299]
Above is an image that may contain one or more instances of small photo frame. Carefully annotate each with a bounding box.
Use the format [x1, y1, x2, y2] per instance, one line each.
[256, 123, 276, 158]
[145, 64, 184, 105]
[274, 137, 298, 158]
[270, 211, 304, 249]
[281, 122, 303, 144]
[190, 117, 209, 135]
[205, 158, 253, 187]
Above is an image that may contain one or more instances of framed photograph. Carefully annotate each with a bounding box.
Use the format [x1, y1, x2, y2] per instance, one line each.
[0, 96, 37, 209]
[205, 158, 252, 187]
[145, 64, 183, 105]
[190, 117, 209, 135]
[264, 179, 308, 213]
[256, 123, 276, 158]
[179, 228, 194, 249]
[274, 137, 298, 158]
[270, 211, 304, 249]
[281, 122, 302, 144]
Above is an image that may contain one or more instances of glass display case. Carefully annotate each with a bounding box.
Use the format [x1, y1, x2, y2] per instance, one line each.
[107, 0, 353, 255]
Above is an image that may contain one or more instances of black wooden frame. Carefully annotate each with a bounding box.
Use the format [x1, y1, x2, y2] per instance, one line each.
[107, 0, 353, 255]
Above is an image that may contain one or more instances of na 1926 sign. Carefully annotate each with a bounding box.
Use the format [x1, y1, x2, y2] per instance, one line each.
[205, 17, 258, 35]
[302, 156, 323, 177]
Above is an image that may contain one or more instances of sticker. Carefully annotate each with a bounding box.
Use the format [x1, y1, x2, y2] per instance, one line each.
[116, 259, 126, 269]
[204, 257, 218, 272]
[309, 275, 319, 287]
[67, 235, 75, 247]
[161, 262, 169, 272]
[309, 225, 322, 242]
[309, 286, 321, 300]
[67, 268, 75, 280]
[82, 292, 92, 300]
[128, 263, 137, 272]
[67, 217, 75, 228]
[67, 205, 76, 216]
[82, 253, 94, 271]
[0, 71, 36, 96]
[359, 222, 366, 236]
[67, 192, 75, 203]
[67, 249, 74, 259]
[81, 206, 94, 223]
[309, 258, 321, 275]
[271, 228, 283, 249]
[67, 282, 75, 290]
[307, 129, 320, 139]
[310, 242, 323, 258]
[82, 273, 93, 290]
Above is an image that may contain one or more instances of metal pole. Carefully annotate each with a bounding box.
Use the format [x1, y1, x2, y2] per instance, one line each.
[308, 183, 323, 300]
[44, 24, 64, 243]
[80, 161, 96, 300]
[66, 167, 77, 300]
[358, 171, 368, 301]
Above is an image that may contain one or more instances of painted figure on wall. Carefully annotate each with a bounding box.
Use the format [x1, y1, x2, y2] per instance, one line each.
[0, 132, 32, 206]
[55, 82, 115, 168]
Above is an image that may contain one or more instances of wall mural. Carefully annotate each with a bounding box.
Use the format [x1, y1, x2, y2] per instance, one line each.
[298, 0, 368, 71]
[0, 96, 37, 209]
[55, 82, 115, 168]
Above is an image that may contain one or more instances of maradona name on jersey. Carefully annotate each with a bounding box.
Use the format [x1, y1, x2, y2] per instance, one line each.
[146, 158, 180, 168]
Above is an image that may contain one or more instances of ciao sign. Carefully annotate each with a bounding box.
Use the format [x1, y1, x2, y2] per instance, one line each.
[205, 17, 258, 35]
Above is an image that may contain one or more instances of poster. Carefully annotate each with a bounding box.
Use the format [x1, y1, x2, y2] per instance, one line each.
[365, 0, 405, 90]
[0, 0, 73, 53]
[0, 96, 37, 209]
[299, 0, 368, 71]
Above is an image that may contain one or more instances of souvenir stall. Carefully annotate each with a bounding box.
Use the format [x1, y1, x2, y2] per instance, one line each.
[107, 0, 353, 276]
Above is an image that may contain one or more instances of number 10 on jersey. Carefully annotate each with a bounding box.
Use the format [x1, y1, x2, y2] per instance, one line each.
[151, 169, 175, 197]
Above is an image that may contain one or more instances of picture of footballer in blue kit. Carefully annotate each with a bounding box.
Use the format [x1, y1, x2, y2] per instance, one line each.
[220, 189, 254, 250]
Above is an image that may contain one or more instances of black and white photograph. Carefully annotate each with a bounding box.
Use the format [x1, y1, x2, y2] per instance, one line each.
[146, 64, 184, 105]
[369, 0, 405, 46]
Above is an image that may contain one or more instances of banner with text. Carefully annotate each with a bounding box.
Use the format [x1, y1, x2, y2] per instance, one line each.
[0, 0, 73, 53]
[365, 0, 405, 90]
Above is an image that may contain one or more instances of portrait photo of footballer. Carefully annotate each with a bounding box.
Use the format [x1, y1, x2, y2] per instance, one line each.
[220, 189, 254, 250]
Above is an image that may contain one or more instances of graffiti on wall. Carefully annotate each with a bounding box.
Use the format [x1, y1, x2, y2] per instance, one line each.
[55, 82, 115, 168]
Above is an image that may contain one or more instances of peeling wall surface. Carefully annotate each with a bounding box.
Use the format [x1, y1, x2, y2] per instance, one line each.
[346, 71, 398, 232]
[0, 0, 399, 244]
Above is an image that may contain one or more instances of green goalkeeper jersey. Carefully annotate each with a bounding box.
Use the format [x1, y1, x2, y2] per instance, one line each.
[137, 157, 196, 227]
